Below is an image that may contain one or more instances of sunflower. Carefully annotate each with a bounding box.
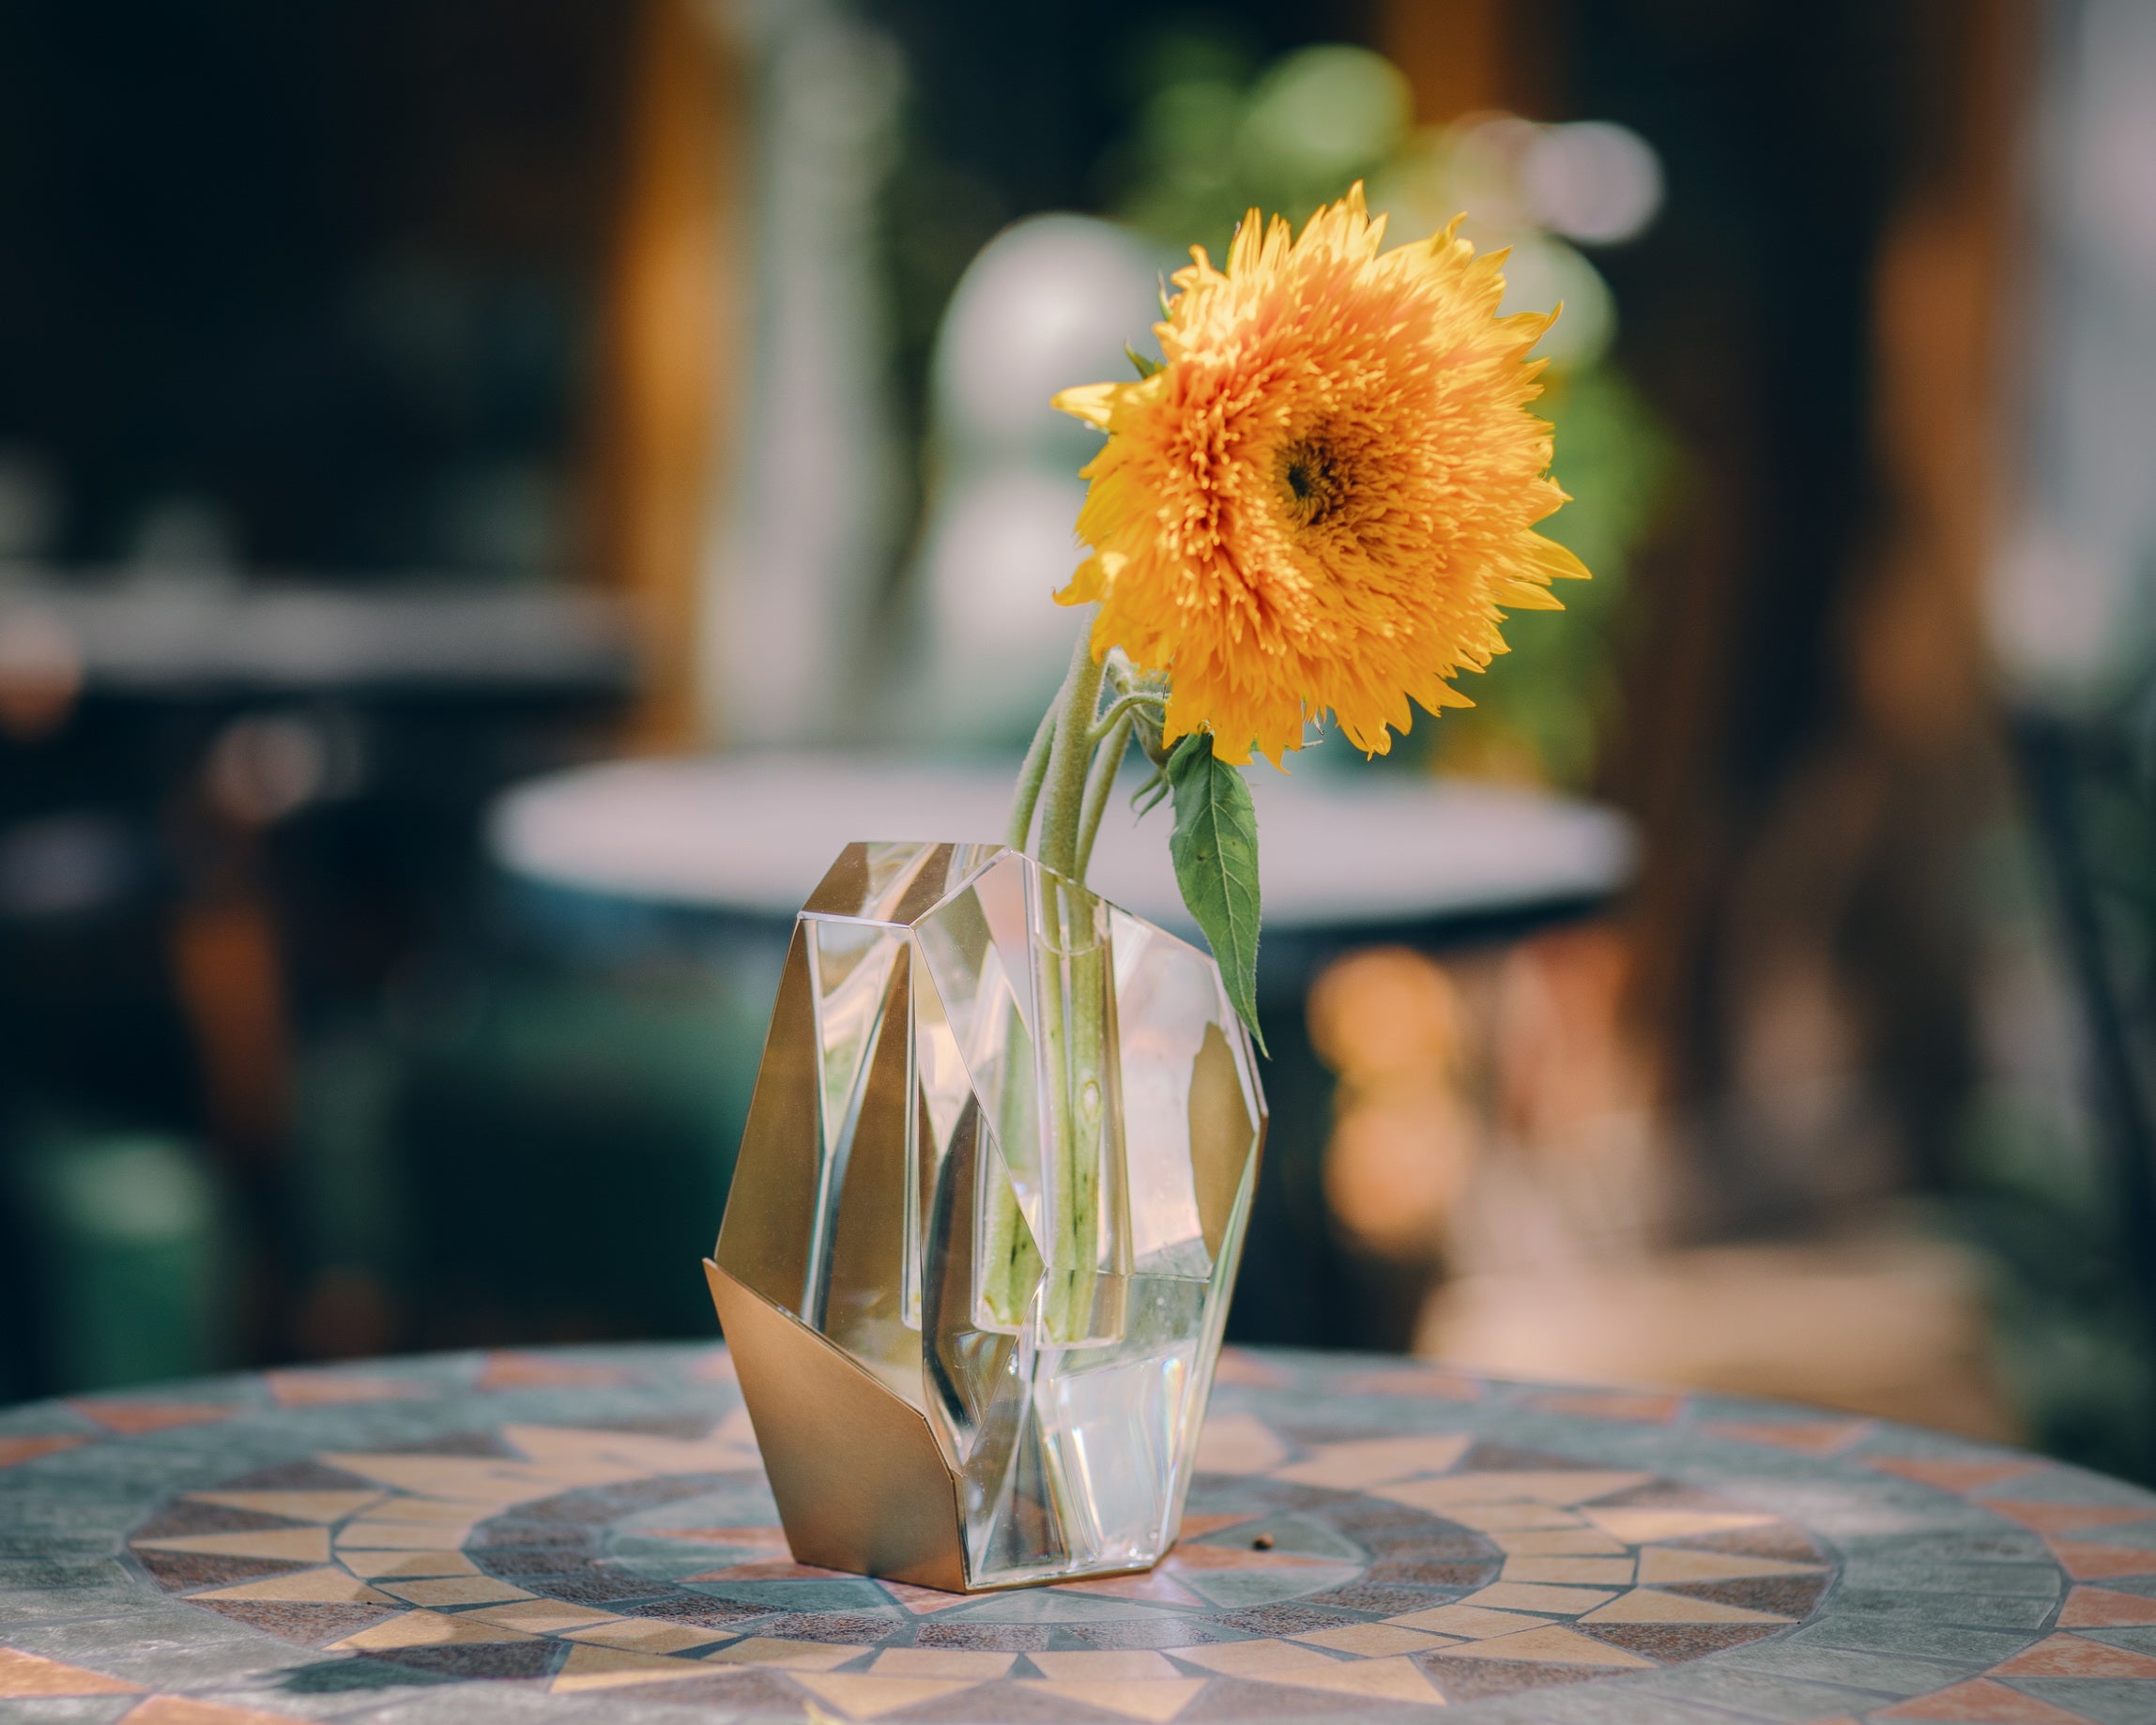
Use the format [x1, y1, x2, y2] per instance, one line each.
[1052, 184, 1588, 766]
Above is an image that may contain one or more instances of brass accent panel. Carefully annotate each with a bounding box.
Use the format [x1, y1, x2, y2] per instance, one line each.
[803, 842, 877, 917]
[1189, 1021, 1259, 1261]
[704, 1259, 967, 1591]
[716, 924, 820, 1314]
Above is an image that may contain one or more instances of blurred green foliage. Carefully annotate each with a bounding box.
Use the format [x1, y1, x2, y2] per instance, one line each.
[1106, 36, 1412, 260]
[1439, 368, 1678, 789]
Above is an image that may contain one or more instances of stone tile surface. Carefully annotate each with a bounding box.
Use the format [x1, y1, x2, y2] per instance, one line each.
[0, 1345, 2150, 1721]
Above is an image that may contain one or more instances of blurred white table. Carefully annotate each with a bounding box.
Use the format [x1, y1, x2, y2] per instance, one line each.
[0, 576, 635, 697]
[489, 753, 1633, 942]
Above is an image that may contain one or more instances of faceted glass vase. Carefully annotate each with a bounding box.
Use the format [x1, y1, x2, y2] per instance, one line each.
[705, 840, 1265, 1591]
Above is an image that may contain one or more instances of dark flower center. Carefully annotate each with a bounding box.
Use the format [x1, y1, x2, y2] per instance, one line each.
[1280, 437, 1346, 527]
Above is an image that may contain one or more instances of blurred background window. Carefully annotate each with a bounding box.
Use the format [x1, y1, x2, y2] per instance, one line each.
[12, 0, 2156, 1497]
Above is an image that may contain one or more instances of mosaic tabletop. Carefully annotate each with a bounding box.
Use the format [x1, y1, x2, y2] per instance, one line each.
[5, 1347, 2156, 1725]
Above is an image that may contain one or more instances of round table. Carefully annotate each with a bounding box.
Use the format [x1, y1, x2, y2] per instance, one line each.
[3, 1346, 2152, 1723]
[487, 753, 1636, 950]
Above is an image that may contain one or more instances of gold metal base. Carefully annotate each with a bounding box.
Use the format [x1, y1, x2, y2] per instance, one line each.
[703, 1259, 968, 1591]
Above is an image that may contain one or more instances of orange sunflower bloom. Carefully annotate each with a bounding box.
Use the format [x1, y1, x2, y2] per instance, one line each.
[1052, 184, 1588, 766]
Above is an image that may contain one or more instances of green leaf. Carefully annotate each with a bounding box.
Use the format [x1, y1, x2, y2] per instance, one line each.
[1124, 343, 1162, 379]
[1166, 733, 1266, 1054]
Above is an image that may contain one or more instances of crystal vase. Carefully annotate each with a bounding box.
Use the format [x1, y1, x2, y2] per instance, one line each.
[704, 840, 1265, 1591]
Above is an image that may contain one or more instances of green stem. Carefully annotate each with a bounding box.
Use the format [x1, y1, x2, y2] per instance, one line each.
[979, 1049, 1043, 1327]
[1053, 715, 1130, 1344]
[985, 623, 1118, 1347]
[1047, 891, 1108, 1343]
[989, 617, 1149, 1350]
[1006, 702, 1059, 851]
[1075, 713, 1133, 882]
[1087, 692, 1164, 746]
[1037, 634, 1109, 883]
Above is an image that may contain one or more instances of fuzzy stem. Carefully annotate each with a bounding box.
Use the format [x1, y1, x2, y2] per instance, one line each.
[1036, 634, 1109, 882]
[1058, 705, 1133, 1341]
[989, 621, 1122, 1347]
[1087, 692, 1164, 746]
[1075, 713, 1133, 882]
[1006, 702, 1059, 851]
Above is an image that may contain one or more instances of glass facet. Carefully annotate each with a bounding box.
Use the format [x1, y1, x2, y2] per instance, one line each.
[715, 841, 1265, 1589]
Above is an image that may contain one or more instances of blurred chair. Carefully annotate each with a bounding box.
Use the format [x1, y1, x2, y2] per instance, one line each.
[2, 1126, 230, 1394]
[386, 973, 759, 1348]
[315, 849, 778, 1351]
[2011, 707, 2156, 1371]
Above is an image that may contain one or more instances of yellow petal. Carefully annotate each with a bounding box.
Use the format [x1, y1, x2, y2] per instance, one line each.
[1055, 554, 1109, 607]
[1520, 533, 1592, 582]
[1050, 383, 1118, 429]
